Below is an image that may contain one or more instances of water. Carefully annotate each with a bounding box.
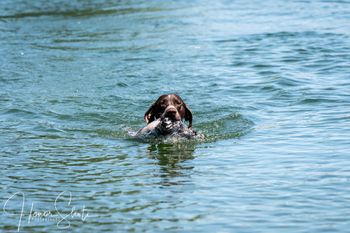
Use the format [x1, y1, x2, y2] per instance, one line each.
[1, 0, 350, 232]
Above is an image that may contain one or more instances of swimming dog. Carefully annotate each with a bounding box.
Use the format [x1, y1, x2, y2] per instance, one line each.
[136, 94, 196, 139]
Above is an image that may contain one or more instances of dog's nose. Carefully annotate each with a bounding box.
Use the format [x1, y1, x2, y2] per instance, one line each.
[164, 106, 177, 116]
[166, 107, 176, 114]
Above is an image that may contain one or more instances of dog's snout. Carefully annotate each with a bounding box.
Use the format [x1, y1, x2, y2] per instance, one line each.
[163, 105, 180, 120]
[165, 106, 177, 114]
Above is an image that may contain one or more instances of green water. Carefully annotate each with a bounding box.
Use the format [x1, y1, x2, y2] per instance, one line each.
[1, 0, 350, 232]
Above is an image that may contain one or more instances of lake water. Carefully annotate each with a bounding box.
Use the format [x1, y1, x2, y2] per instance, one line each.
[1, 0, 350, 232]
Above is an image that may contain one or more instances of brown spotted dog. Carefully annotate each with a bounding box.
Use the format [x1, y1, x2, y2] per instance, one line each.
[136, 94, 196, 139]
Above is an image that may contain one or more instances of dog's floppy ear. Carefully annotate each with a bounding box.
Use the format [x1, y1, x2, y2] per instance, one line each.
[184, 104, 193, 128]
[144, 103, 157, 124]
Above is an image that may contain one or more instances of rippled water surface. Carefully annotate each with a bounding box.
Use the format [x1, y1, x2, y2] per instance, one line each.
[1, 0, 350, 232]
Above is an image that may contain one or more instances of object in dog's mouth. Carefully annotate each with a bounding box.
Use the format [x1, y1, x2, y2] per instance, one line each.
[135, 117, 196, 139]
[161, 117, 178, 132]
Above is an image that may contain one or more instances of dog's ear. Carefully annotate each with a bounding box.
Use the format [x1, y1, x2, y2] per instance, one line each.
[184, 104, 193, 128]
[144, 103, 157, 124]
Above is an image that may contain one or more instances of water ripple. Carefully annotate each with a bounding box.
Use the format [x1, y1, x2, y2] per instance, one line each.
[2, 0, 350, 232]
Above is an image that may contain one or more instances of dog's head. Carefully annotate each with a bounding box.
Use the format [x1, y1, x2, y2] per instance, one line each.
[144, 94, 193, 128]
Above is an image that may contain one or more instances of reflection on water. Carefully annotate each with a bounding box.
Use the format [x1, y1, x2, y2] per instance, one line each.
[147, 143, 195, 187]
[148, 143, 195, 165]
[1, 0, 350, 232]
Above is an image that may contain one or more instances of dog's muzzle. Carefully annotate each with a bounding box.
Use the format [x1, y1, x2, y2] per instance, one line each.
[162, 106, 181, 121]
